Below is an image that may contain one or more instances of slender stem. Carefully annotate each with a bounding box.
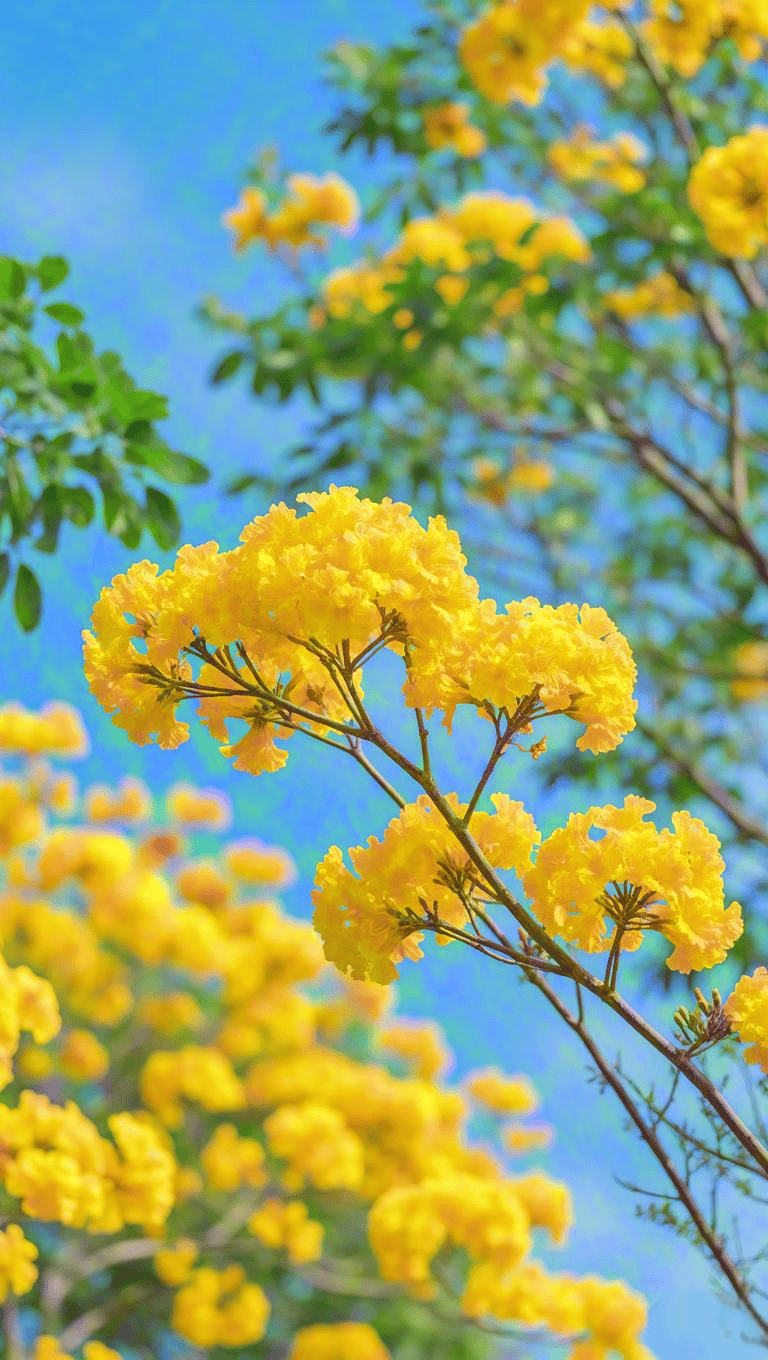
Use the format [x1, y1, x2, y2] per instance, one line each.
[524, 968, 768, 1341]
[347, 741, 407, 809]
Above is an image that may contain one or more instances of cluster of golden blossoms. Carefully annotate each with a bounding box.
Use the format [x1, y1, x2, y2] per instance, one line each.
[82, 486, 630, 765]
[688, 125, 768, 259]
[547, 127, 648, 194]
[458, 0, 767, 106]
[316, 190, 589, 338]
[422, 101, 486, 157]
[643, 0, 768, 77]
[601, 270, 695, 321]
[469, 453, 555, 504]
[82, 484, 752, 1014]
[0, 711, 658, 1358]
[222, 171, 359, 252]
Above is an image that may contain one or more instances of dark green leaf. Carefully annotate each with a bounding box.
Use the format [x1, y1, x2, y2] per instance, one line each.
[211, 351, 246, 383]
[145, 486, 181, 549]
[14, 563, 41, 631]
[125, 444, 210, 485]
[0, 257, 26, 301]
[0, 554, 10, 598]
[61, 486, 95, 527]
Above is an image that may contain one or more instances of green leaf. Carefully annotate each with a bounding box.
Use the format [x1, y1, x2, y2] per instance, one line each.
[0, 554, 10, 598]
[14, 563, 41, 631]
[61, 486, 95, 527]
[125, 444, 210, 485]
[211, 351, 246, 383]
[43, 302, 85, 326]
[145, 486, 181, 549]
[36, 255, 69, 291]
[0, 257, 26, 301]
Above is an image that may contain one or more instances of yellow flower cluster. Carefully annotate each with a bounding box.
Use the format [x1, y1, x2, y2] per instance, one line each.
[523, 795, 743, 972]
[0, 1222, 38, 1300]
[155, 1236, 199, 1285]
[247, 1196, 324, 1263]
[34, 1342, 122, 1360]
[560, 16, 633, 87]
[0, 725, 658, 1358]
[463, 1262, 653, 1359]
[465, 1067, 540, 1115]
[84, 488, 634, 781]
[402, 594, 637, 750]
[376, 1020, 451, 1080]
[724, 967, 768, 1070]
[58, 1027, 110, 1082]
[165, 780, 232, 829]
[602, 270, 695, 320]
[548, 127, 648, 193]
[222, 173, 359, 252]
[313, 791, 540, 984]
[0, 702, 89, 757]
[423, 101, 486, 156]
[318, 191, 589, 329]
[171, 1264, 271, 1347]
[288, 1322, 391, 1360]
[730, 638, 768, 700]
[644, 0, 768, 76]
[201, 1121, 266, 1190]
[264, 1100, 366, 1190]
[458, 0, 592, 105]
[225, 836, 297, 886]
[688, 127, 768, 258]
[470, 453, 554, 503]
[0, 891, 133, 1026]
[140, 1046, 245, 1127]
[84, 775, 152, 824]
[0, 955, 60, 1086]
[0, 1092, 175, 1232]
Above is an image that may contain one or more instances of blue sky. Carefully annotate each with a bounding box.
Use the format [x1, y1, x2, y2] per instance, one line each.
[1, 2, 758, 1354]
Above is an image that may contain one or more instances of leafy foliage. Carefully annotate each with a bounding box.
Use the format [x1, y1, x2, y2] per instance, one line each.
[1, 254, 210, 629]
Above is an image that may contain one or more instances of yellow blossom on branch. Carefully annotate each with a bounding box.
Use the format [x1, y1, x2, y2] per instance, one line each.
[523, 795, 743, 972]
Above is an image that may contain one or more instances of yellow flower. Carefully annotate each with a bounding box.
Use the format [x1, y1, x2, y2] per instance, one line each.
[423, 102, 486, 157]
[724, 967, 768, 1070]
[201, 1123, 267, 1192]
[222, 185, 270, 251]
[288, 1322, 391, 1360]
[561, 17, 633, 87]
[0, 702, 89, 757]
[465, 1068, 540, 1115]
[643, 0, 722, 76]
[377, 1020, 451, 1080]
[523, 795, 743, 971]
[155, 1237, 199, 1286]
[225, 837, 297, 887]
[85, 776, 152, 824]
[264, 1101, 365, 1190]
[688, 127, 768, 258]
[248, 1196, 324, 1263]
[548, 127, 647, 193]
[58, 1029, 109, 1082]
[0, 1223, 38, 1300]
[730, 638, 768, 700]
[312, 792, 540, 984]
[603, 270, 695, 320]
[166, 781, 231, 829]
[172, 1266, 270, 1347]
[459, 0, 591, 106]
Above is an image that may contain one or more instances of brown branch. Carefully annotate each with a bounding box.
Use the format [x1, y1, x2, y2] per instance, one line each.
[523, 967, 768, 1342]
